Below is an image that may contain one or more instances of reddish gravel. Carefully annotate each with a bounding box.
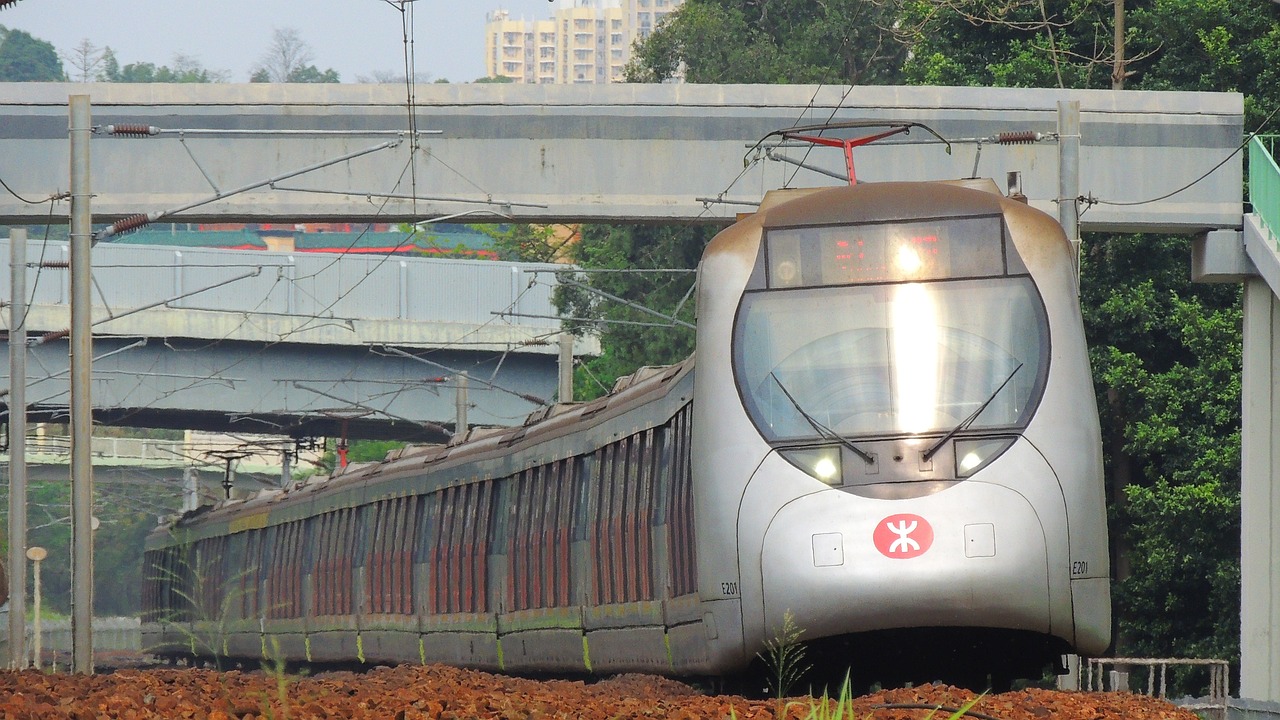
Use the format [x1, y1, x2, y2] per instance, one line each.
[0, 664, 1203, 719]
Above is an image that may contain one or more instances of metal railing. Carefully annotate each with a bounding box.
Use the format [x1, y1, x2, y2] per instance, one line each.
[1086, 657, 1230, 720]
[1250, 135, 1280, 248]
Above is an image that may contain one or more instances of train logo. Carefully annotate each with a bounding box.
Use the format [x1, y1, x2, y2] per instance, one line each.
[874, 514, 933, 559]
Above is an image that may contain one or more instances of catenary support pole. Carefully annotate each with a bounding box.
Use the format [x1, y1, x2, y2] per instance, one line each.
[7, 228, 27, 669]
[455, 372, 468, 433]
[1057, 100, 1081, 284]
[69, 94, 95, 675]
[558, 333, 574, 403]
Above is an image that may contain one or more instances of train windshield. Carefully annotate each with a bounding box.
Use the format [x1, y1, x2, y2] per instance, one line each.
[734, 276, 1046, 441]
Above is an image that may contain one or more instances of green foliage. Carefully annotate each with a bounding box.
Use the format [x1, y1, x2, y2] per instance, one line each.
[0, 28, 65, 81]
[473, 75, 515, 83]
[313, 438, 408, 475]
[99, 49, 224, 83]
[1082, 233, 1242, 670]
[555, 223, 713, 399]
[625, 0, 907, 84]
[0, 475, 179, 617]
[468, 223, 570, 263]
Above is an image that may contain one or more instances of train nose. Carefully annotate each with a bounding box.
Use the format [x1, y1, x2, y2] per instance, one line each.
[758, 476, 1052, 643]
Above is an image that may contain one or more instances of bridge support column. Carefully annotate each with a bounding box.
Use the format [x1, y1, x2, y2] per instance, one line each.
[1241, 277, 1280, 703]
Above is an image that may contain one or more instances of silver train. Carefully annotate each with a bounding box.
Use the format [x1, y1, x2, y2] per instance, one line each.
[143, 177, 1110, 687]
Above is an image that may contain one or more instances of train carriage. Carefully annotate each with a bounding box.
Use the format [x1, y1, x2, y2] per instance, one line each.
[143, 151, 1110, 687]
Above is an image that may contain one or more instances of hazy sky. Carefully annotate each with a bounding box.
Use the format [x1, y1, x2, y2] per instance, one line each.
[2, 0, 562, 83]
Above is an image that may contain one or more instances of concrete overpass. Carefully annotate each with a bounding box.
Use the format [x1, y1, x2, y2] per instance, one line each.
[0, 239, 590, 442]
[0, 83, 1242, 232]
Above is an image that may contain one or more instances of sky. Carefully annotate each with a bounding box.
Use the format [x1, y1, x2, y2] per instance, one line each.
[1, 0, 565, 83]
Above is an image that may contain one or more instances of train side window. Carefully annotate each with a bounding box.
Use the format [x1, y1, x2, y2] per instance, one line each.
[313, 513, 330, 616]
[571, 454, 594, 543]
[474, 481, 494, 614]
[533, 464, 550, 608]
[241, 530, 259, 618]
[399, 496, 419, 614]
[423, 491, 444, 614]
[369, 500, 388, 613]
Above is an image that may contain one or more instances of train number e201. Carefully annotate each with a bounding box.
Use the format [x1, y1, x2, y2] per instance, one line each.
[720, 581, 740, 597]
[1070, 561, 1089, 577]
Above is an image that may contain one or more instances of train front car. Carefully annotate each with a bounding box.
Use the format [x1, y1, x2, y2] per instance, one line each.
[691, 179, 1110, 687]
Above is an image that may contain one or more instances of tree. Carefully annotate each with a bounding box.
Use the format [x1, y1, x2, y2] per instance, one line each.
[251, 27, 340, 83]
[0, 27, 65, 81]
[473, 223, 573, 263]
[1081, 233, 1243, 667]
[555, 223, 714, 399]
[100, 49, 228, 83]
[625, 0, 908, 84]
[63, 38, 105, 82]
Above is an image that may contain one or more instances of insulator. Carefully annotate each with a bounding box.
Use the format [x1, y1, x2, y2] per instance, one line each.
[39, 260, 70, 269]
[996, 131, 1040, 144]
[110, 214, 153, 236]
[39, 329, 70, 344]
[105, 124, 160, 137]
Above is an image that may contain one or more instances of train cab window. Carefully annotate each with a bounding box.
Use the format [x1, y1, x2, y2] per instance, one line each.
[735, 215, 1048, 445]
[765, 216, 1008, 288]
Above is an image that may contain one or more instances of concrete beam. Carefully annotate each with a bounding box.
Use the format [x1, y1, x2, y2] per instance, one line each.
[0, 83, 1243, 232]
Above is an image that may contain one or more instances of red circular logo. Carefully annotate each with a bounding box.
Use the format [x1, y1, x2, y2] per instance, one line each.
[873, 514, 934, 559]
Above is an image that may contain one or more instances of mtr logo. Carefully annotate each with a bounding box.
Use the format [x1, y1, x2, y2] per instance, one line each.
[873, 513, 934, 559]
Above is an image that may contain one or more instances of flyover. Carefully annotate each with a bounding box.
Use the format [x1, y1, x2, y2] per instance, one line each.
[0, 239, 590, 442]
[0, 83, 1242, 232]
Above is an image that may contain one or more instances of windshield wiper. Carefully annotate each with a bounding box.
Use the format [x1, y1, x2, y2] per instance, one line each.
[922, 362, 1024, 462]
[770, 372, 876, 465]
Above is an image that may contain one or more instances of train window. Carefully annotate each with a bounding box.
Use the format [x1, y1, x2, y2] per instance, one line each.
[571, 455, 594, 542]
[766, 215, 1007, 287]
[735, 276, 1047, 441]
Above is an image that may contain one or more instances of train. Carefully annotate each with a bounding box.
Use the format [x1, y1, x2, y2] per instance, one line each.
[142, 143, 1111, 688]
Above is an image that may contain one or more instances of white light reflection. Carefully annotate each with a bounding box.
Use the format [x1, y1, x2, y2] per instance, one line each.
[813, 456, 839, 482]
[891, 283, 939, 433]
[895, 244, 923, 275]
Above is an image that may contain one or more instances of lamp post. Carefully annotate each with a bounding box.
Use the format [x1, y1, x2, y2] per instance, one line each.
[25, 546, 47, 670]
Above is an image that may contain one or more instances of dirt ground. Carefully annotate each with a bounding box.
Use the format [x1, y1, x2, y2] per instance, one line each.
[0, 663, 1205, 719]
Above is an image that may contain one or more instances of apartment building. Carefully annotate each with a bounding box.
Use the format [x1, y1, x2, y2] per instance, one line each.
[485, 0, 684, 84]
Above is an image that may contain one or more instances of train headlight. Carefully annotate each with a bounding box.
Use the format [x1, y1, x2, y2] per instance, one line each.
[954, 437, 1016, 478]
[779, 446, 843, 485]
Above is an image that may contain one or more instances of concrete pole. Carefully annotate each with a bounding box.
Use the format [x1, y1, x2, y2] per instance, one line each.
[69, 94, 95, 675]
[558, 333, 574, 403]
[1057, 100, 1081, 285]
[455, 372, 468, 433]
[7, 228, 27, 669]
[281, 446, 292, 487]
[1240, 277, 1280, 702]
[182, 466, 199, 513]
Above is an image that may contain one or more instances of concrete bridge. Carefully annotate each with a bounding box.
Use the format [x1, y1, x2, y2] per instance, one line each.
[0, 238, 590, 441]
[0, 83, 1242, 232]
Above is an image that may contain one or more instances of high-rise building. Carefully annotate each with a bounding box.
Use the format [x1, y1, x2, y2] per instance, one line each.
[485, 0, 684, 84]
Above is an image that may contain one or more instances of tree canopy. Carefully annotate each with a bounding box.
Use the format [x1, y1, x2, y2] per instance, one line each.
[250, 27, 340, 83]
[0, 26, 64, 81]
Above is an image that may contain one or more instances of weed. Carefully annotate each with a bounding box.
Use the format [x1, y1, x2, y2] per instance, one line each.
[758, 610, 812, 701]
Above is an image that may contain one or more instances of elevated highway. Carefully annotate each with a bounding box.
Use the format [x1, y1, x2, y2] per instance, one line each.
[0, 239, 591, 441]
